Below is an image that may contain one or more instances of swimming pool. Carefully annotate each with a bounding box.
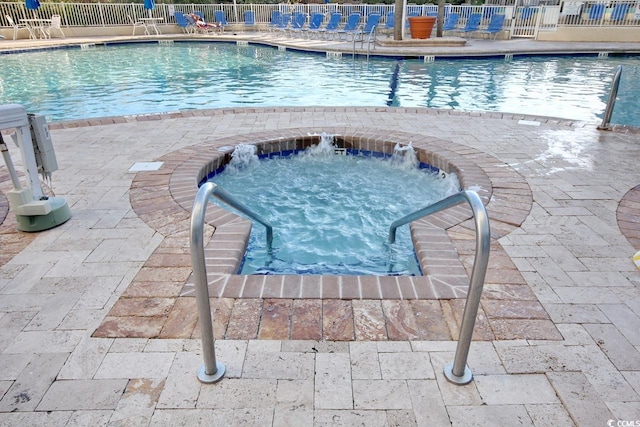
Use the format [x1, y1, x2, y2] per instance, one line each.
[209, 137, 460, 276]
[1, 41, 638, 125]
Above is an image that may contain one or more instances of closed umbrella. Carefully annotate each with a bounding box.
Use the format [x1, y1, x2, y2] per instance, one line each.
[25, 0, 40, 17]
[144, 0, 154, 17]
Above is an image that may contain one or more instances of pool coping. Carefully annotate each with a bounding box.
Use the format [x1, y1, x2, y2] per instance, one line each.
[93, 110, 566, 341]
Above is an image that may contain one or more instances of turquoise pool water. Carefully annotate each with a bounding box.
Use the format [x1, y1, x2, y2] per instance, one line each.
[209, 139, 461, 276]
[0, 42, 638, 125]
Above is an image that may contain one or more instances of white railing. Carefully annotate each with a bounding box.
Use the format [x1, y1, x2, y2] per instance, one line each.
[558, 0, 640, 26]
[1, 2, 638, 36]
[510, 5, 562, 37]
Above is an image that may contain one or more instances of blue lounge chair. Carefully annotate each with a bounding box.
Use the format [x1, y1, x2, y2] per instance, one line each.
[303, 13, 325, 39]
[318, 12, 342, 40]
[184, 13, 208, 34]
[483, 6, 499, 21]
[353, 13, 382, 43]
[610, 3, 629, 21]
[174, 12, 195, 34]
[273, 13, 292, 35]
[335, 13, 361, 40]
[244, 10, 256, 31]
[478, 13, 505, 39]
[267, 10, 281, 32]
[189, 11, 221, 34]
[288, 12, 307, 37]
[214, 10, 228, 32]
[442, 13, 460, 33]
[520, 6, 536, 21]
[452, 13, 481, 37]
[384, 11, 395, 32]
[588, 3, 605, 21]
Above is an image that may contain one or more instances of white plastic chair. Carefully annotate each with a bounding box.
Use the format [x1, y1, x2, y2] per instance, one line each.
[6, 15, 33, 40]
[127, 15, 146, 36]
[44, 15, 65, 38]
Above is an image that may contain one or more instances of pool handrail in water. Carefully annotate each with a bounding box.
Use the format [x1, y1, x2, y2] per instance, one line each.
[598, 64, 623, 130]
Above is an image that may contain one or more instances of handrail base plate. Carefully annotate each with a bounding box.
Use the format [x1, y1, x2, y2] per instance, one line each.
[444, 363, 473, 385]
[197, 362, 226, 384]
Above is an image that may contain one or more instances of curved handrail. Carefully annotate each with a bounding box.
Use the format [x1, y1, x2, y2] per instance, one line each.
[208, 183, 273, 249]
[389, 190, 490, 385]
[352, 24, 378, 58]
[189, 182, 274, 383]
[598, 65, 622, 130]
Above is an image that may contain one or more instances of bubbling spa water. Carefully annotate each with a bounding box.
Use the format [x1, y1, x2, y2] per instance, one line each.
[209, 135, 460, 276]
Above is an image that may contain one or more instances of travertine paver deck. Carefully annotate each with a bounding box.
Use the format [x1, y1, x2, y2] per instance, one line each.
[0, 35, 640, 426]
[88, 117, 563, 342]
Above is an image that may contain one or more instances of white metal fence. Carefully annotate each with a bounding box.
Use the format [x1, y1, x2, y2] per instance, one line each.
[1, 1, 638, 37]
[558, 0, 640, 26]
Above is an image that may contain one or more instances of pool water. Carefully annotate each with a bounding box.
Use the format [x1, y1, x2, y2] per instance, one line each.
[209, 139, 461, 276]
[1, 42, 638, 126]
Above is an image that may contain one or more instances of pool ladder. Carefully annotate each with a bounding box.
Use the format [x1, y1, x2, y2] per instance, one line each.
[598, 65, 622, 130]
[190, 185, 488, 386]
[189, 182, 273, 383]
[353, 25, 378, 59]
[389, 190, 490, 385]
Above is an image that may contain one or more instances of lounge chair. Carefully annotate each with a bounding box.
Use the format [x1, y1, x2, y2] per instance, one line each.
[44, 14, 65, 38]
[174, 11, 195, 34]
[288, 12, 307, 37]
[442, 13, 460, 34]
[610, 3, 629, 22]
[353, 13, 382, 44]
[267, 10, 281, 32]
[383, 11, 394, 34]
[127, 15, 147, 36]
[243, 10, 256, 31]
[334, 12, 361, 41]
[483, 6, 499, 21]
[213, 10, 228, 32]
[451, 13, 481, 37]
[188, 12, 220, 34]
[273, 13, 292, 35]
[520, 6, 536, 21]
[5, 15, 33, 40]
[478, 13, 505, 39]
[317, 12, 342, 40]
[587, 3, 605, 21]
[302, 12, 325, 39]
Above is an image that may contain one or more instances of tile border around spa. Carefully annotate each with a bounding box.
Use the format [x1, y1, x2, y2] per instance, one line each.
[130, 126, 531, 300]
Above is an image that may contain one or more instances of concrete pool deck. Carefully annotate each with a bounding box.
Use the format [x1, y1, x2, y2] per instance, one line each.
[0, 35, 640, 426]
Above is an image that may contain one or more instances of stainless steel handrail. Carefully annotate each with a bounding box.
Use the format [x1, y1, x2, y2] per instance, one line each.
[352, 25, 377, 59]
[209, 183, 273, 250]
[190, 181, 274, 384]
[598, 65, 623, 130]
[389, 190, 490, 385]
